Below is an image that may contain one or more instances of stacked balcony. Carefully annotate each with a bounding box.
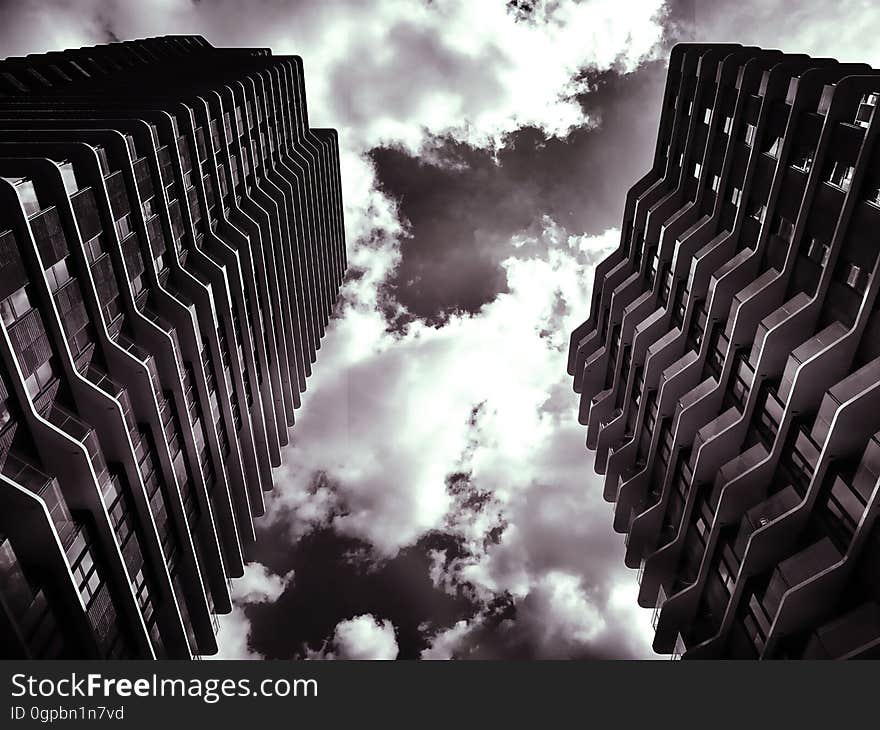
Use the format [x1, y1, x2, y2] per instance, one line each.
[569, 43, 880, 658]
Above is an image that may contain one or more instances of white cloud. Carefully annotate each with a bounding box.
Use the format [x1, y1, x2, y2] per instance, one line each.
[0, 0, 668, 659]
[309, 615, 400, 660]
[213, 606, 263, 660]
[230, 562, 295, 604]
[421, 619, 474, 660]
[263, 219, 657, 656]
[210, 563, 295, 659]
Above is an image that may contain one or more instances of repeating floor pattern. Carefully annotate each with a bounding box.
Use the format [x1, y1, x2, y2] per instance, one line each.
[569, 43, 880, 659]
[0, 35, 345, 658]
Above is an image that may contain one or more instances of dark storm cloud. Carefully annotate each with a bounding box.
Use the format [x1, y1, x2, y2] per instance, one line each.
[372, 62, 667, 319]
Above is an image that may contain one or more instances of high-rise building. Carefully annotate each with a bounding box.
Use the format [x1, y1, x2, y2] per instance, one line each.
[569, 43, 880, 659]
[0, 36, 345, 658]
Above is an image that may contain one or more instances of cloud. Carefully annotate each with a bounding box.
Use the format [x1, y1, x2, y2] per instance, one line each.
[0, 0, 679, 659]
[309, 614, 400, 660]
[230, 562, 296, 604]
[258, 219, 659, 658]
[666, 0, 880, 66]
[210, 563, 295, 659]
[213, 606, 263, 660]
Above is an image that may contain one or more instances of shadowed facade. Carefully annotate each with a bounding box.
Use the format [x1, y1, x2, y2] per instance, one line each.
[0, 35, 344, 658]
[570, 43, 880, 659]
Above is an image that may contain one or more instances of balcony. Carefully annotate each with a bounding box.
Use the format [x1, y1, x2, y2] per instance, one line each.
[42, 403, 110, 490]
[692, 406, 740, 457]
[750, 292, 810, 367]
[2, 452, 75, 549]
[732, 485, 800, 562]
[804, 602, 880, 659]
[778, 322, 847, 402]
[116, 333, 161, 391]
[762, 537, 842, 620]
[812, 355, 880, 445]
[709, 441, 769, 511]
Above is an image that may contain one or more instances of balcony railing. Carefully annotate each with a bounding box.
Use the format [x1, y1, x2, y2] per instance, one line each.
[2, 452, 75, 549]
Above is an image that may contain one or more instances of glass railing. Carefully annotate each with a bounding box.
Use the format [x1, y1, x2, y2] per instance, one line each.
[85, 366, 123, 398]
[3, 454, 76, 549]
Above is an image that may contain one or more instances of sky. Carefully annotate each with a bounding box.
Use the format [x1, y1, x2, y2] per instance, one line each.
[3, 0, 880, 660]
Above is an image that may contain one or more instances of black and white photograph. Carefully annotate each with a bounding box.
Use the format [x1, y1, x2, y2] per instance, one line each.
[0, 0, 878, 703]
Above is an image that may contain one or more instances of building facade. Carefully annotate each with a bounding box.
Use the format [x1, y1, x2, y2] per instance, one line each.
[0, 36, 345, 658]
[569, 44, 880, 659]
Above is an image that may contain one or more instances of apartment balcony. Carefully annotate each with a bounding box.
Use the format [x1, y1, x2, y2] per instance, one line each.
[708, 247, 754, 297]
[42, 402, 111, 492]
[749, 292, 811, 374]
[710, 441, 770, 519]
[586, 387, 615, 448]
[2, 451, 76, 550]
[812, 355, 880, 448]
[115, 333, 161, 392]
[760, 537, 843, 652]
[621, 289, 658, 342]
[607, 435, 642, 504]
[726, 268, 783, 348]
[595, 407, 626, 473]
[687, 230, 735, 298]
[579, 344, 610, 409]
[802, 602, 880, 659]
[673, 377, 719, 442]
[642, 327, 683, 379]
[732, 485, 801, 564]
[609, 269, 651, 332]
[691, 406, 740, 470]
[778, 321, 848, 404]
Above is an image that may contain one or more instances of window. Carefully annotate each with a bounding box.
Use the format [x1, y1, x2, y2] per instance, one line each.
[93, 145, 110, 176]
[711, 174, 721, 192]
[703, 107, 711, 125]
[807, 237, 830, 266]
[58, 161, 79, 195]
[730, 187, 743, 206]
[154, 254, 165, 272]
[693, 162, 702, 179]
[855, 92, 878, 128]
[845, 263, 868, 293]
[12, 179, 40, 216]
[792, 148, 813, 173]
[748, 201, 767, 223]
[827, 161, 855, 191]
[104, 297, 121, 322]
[744, 123, 757, 147]
[142, 198, 156, 218]
[115, 213, 132, 240]
[0, 285, 33, 326]
[25, 360, 54, 397]
[84, 235, 104, 264]
[723, 116, 733, 135]
[765, 136, 782, 158]
[775, 216, 794, 243]
[72, 325, 92, 356]
[45, 258, 71, 293]
[868, 187, 880, 207]
[130, 275, 145, 296]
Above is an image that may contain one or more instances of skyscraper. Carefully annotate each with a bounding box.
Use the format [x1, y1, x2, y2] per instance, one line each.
[569, 44, 880, 659]
[0, 36, 345, 658]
